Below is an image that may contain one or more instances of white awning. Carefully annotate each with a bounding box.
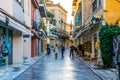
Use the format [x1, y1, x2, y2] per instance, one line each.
[0, 12, 27, 33]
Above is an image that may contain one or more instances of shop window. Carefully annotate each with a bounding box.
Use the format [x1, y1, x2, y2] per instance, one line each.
[0, 27, 12, 66]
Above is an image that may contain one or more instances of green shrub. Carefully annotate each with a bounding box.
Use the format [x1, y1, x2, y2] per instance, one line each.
[99, 23, 120, 67]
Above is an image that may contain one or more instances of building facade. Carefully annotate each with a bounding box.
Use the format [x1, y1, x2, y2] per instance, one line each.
[46, 0, 68, 47]
[72, 0, 120, 64]
[0, 0, 46, 66]
[0, 0, 27, 65]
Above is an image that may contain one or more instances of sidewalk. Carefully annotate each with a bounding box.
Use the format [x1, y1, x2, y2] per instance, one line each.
[78, 56, 118, 80]
[0, 54, 45, 80]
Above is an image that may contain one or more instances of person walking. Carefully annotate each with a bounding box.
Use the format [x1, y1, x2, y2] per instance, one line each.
[61, 45, 65, 58]
[70, 45, 75, 58]
[46, 44, 50, 55]
[77, 43, 83, 56]
[74, 46, 78, 55]
[54, 44, 58, 59]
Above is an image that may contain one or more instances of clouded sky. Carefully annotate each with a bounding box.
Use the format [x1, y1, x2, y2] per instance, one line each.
[51, 0, 73, 24]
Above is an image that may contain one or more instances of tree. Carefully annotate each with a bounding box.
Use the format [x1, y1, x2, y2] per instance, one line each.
[38, 20, 46, 31]
[47, 11, 56, 25]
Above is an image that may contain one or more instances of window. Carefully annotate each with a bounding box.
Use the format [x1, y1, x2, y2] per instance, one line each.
[99, 0, 101, 6]
[92, 0, 97, 12]
[75, 12, 81, 25]
[16, 0, 24, 8]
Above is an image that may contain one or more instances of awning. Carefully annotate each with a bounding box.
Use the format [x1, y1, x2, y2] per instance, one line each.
[0, 12, 27, 32]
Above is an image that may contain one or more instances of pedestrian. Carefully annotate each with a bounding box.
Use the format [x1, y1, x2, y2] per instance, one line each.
[54, 44, 58, 59]
[61, 45, 65, 58]
[70, 44, 75, 58]
[77, 43, 83, 56]
[46, 44, 50, 55]
[74, 46, 78, 55]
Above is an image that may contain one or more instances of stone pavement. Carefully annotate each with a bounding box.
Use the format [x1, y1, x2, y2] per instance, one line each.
[0, 49, 118, 80]
[15, 49, 101, 80]
[0, 54, 45, 80]
[77, 56, 118, 80]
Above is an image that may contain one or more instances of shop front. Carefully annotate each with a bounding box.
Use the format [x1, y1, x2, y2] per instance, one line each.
[82, 29, 92, 58]
[0, 10, 27, 64]
[0, 26, 12, 66]
[91, 25, 100, 63]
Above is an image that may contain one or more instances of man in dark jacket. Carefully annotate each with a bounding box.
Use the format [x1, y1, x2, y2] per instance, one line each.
[70, 45, 74, 58]
[46, 44, 50, 55]
[77, 43, 83, 56]
[61, 45, 65, 57]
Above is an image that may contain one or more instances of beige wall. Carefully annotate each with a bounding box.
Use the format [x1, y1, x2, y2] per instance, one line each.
[23, 0, 32, 59]
[82, 0, 91, 25]
[46, 2, 67, 29]
[24, 0, 32, 27]
[13, 31, 23, 64]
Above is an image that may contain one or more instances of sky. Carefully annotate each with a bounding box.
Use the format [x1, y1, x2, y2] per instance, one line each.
[51, 0, 73, 24]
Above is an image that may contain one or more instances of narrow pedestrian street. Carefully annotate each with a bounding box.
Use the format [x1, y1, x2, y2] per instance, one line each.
[15, 49, 101, 80]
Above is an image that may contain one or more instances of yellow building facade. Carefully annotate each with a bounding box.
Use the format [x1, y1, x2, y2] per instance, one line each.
[72, 0, 120, 63]
[105, 0, 120, 25]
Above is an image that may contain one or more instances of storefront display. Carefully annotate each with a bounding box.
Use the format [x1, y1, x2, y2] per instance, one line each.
[0, 27, 12, 66]
[93, 34, 98, 61]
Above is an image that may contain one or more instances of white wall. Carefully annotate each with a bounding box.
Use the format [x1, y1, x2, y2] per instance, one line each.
[0, 0, 13, 15]
[13, 0, 24, 22]
[13, 31, 23, 64]
[0, 0, 24, 22]
[23, 30, 31, 59]
[24, 0, 31, 27]
[23, 0, 32, 59]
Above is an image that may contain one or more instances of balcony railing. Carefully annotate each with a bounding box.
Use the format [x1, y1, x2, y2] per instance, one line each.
[55, 28, 70, 38]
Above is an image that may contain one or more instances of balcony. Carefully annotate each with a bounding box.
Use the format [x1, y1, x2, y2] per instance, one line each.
[37, 0, 46, 17]
[48, 31, 58, 38]
[54, 28, 70, 39]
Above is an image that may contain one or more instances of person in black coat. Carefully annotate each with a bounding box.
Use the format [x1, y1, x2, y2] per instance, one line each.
[46, 44, 50, 55]
[70, 45, 74, 58]
[77, 43, 83, 56]
[61, 45, 65, 57]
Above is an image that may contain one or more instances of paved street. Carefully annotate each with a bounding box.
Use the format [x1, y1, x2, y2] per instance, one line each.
[15, 49, 101, 80]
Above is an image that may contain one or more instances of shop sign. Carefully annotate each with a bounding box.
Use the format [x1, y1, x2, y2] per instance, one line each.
[23, 34, 30, 38]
